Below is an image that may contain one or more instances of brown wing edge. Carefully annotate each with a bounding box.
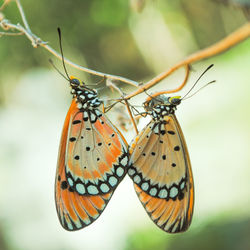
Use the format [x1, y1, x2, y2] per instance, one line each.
[171, 114, 194, 230]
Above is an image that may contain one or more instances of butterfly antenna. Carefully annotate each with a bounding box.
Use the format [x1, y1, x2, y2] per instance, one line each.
[57, 27, 70, 80]
[181, 64, 214, 100]
[49, 58, 69, 81]
[182, 80, 216, 100]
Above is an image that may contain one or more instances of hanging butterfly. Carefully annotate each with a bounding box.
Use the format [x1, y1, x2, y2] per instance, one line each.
[128, 65, 214, 233]
[54, 29, 129, 231]
[128, 94, 193, 233]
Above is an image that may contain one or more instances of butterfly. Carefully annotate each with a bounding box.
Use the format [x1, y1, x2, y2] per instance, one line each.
[55, 76, 129, 231]
[128, 94, 194, 233]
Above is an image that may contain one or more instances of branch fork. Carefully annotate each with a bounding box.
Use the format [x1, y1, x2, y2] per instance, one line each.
[1, 0, 250, 134]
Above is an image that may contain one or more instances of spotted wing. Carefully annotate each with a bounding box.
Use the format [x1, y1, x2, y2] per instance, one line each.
[55, 100, 127, 231]
[65, 102, 128, 196]
[128, 114, 194, 233]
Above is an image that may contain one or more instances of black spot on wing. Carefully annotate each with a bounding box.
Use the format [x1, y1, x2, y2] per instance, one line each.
[178, 190, 184, 200]
[61, 181, 68, 190]
[72, 120, 81, 125]
[168, 130, 175, 135]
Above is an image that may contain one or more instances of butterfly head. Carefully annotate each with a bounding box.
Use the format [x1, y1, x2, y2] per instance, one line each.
[144, 94, 181, 120]
[168, 96, 181, 106]
[69, 76, 84, 89]
[69, 76, 101, 109]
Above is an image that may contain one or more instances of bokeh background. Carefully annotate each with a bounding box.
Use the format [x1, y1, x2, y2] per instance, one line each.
[0, 0, 250, 249]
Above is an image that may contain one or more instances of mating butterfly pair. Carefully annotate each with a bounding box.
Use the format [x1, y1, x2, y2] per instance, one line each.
[55, 76, 194, 233]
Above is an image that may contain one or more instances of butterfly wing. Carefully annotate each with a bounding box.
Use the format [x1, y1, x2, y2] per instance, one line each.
[55, 99, 128, 231]
[129, 114, 194, 233]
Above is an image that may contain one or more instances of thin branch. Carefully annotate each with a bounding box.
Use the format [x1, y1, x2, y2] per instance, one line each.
[41, 44, 139, 86]
[0, 2, 139, 87]
[0, 20, 43, 47]
[106, 79, 125, 95]
[124, 99, 139, 134]
[145, 64, 190, 102]
[1, 0, 250, 115]
[168, 64, 190, 93]
[0, 0, 11, 11]
[0, 31, 23, 36]
[106, 79, 139, 134]
[15, 0, 31, 33]
[125, 22, 250, 100]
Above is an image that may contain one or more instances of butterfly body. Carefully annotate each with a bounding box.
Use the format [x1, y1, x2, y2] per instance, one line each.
[70, 78, 102, 110]
[55, 77, 129, 231]
[128, 95, 194, 233]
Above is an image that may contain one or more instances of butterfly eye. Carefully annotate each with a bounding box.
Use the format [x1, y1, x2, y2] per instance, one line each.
[70, 78, 81, 87]
[169, 96, 181, 105]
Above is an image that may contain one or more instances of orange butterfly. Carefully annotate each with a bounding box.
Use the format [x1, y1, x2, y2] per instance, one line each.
[55, 77, 129, 231]
[128, 94, 194, 233]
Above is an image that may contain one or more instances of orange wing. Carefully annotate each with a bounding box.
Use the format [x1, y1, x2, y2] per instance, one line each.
[65, 104, 128, 195]
[55, 100, 127, 230]
[129, 114, 194, 233]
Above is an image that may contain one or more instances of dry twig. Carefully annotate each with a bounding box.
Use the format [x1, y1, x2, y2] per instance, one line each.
[124, 22, 250, 100]
[1, 0, 250, 133]
[0, 0, 140, 87]
[1, 1, 249, 96]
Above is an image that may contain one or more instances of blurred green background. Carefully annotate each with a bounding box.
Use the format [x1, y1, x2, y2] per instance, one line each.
[0, 0, 250, 249]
